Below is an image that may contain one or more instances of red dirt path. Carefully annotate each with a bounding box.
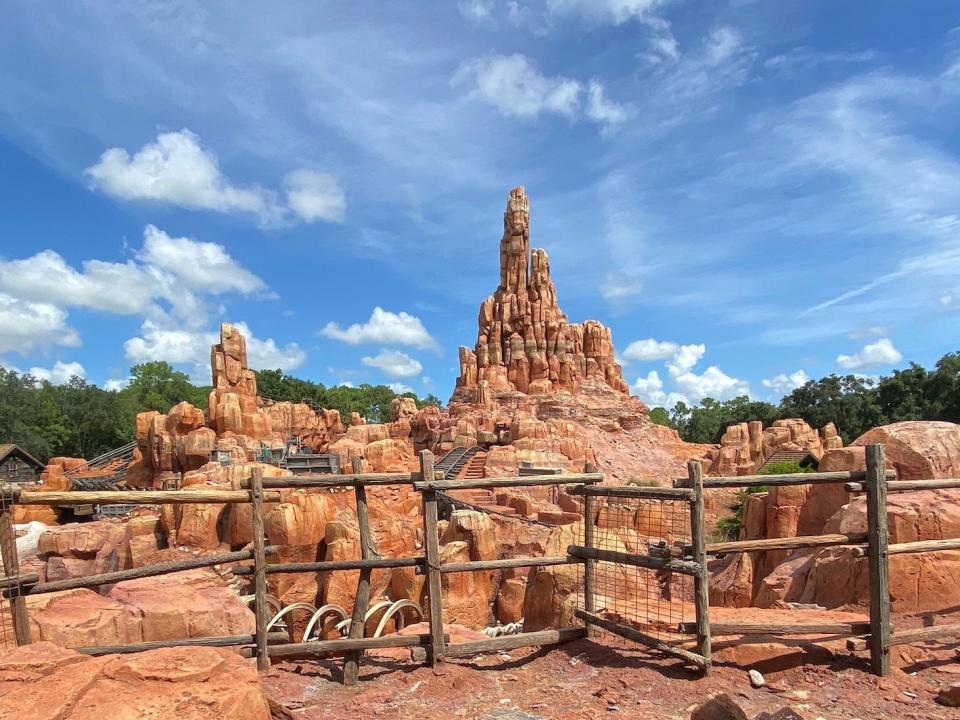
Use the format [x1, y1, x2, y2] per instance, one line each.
[262, 638, 960, 720]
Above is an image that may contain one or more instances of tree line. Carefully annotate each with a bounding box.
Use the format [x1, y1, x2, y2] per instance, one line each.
[0, 361, 442, 463]
[649, 351, 960, 444]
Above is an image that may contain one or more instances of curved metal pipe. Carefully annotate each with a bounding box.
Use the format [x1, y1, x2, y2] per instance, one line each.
[303, 604, 349, 641]
[266, 602, 318, 633]
[372, 600, 424, 638]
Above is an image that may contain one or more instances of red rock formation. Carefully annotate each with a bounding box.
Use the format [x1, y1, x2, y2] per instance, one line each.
[453, 186, 628, 399]
[0, 642, 270, 719]
[706, 419, 842, 477]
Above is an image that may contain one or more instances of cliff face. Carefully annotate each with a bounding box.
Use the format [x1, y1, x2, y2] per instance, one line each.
[454, 186, 628, 400]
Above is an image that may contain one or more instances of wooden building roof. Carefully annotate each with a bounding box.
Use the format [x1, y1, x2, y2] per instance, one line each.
[0, 444, 44, 470]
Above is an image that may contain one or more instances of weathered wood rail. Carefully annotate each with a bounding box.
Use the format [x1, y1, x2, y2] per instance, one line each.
[5, 440, 956, 682]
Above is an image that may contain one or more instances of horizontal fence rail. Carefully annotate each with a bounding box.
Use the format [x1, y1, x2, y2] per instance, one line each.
[414, 472, 603, 491]
[674, 469, 897, 489]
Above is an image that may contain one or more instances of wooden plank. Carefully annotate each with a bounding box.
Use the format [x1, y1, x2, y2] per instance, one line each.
[16, 489, 281, 505]
[268, 632, 447, 659]
[233, 556, 423, 576]
[420, 450, 445, 666]
[0, 573, 39, 591]
[582, 460, 596, 628]
[687, 621, 869, 636]
[411, 628, 585, 661]
[568, 484, 695, 501]
[848, 623, 960, 652]
[852, 537, 960, 558]
[243, 471, 441, 489]
[567, 544, 701, 576]
[11, 547, 277, 597]
[0, 495, 30, 645]
[343, 456, 373, 686]
[705, 533, 867, 555]
[575, 609, 707, 668]
[688, 459, 711, 674]
[865, 443, 890, 677]
[675, 469, 894, 489]
[251, 467, 270, 672]
[439, 556, 580, 573]
[414, 472, 603, 491]
[73, 631, 288, 656]
[845, 478, 960, 493]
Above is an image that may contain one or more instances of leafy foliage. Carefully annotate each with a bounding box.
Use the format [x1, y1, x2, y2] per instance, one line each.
[660, 351, 960, 444]
[0, 363, 441, 463]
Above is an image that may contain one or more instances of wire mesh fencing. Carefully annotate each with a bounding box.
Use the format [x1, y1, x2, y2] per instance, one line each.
[574, 493, 694, 651]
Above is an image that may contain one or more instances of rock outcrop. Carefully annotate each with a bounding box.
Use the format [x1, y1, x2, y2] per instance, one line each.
[705, 419, 842, 477]
[453, 186, 628, 399]
[0, 642, 270, 720]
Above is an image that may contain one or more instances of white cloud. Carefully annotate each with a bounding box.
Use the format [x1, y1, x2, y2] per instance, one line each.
[670, 364, 751, 404]
[621, 338, 679, 362]
[124, 320, 305, 383]
[85, 129, 344, 226]
[666, 343, 706, 374]
[361, 349, 423, 379]
[940, 293, 955, 309]
[320, 307, 438, 350]
[458, 0, 495, 22]
[848, 324, 889, 340]
[546, 0, 664, 25]
[0, 294, 79, 354]
[704, 26, 741, 66]
[586, 81, 628, 126]
[139, 225, 267, 295]
[761, 369, 810, 396]
[453, 54, 581, 118]
[283, 169, 346, 223]
[836, 337, 903, 370]
[29, 361, 86, 385]
[104, 377, 130, 391]
[600, 272, 642, 300]
[386, 382, 414, 394]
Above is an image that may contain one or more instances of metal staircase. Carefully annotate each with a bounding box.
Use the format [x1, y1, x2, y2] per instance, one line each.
[434, 446, 479, 479]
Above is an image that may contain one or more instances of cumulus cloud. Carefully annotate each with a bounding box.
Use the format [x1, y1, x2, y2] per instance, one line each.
[761, 369, 811, 396]
[453, 54, 581, 118]
[386, 382, 414, 394]
[546, 0, 664, 25]
[621, 338, 679, 362]
[85, 129, 344, 226]
[586, 81, 628, 126]
[29, 361, 86, 384]
[458, 0, 495, 22]
[124, 320, 305, 383]
[836, 338, 903, 370]
[0, 294, 79, 354]
[139, 225, 267, 295]
[361, 349, 423, 379]
[320, 307, 438, 351]
[283, 169, 346, 223]
[104, 377, 130, 391]
[630, 341, 750, 406]
[0, 226, 268, 354]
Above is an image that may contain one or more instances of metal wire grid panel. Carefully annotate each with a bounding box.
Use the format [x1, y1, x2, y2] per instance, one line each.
[0, 596, 15, 651]
[574, 495, 694, 650]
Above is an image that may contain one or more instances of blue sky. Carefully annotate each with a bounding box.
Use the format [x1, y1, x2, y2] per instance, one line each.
[0, 1, 958, 406]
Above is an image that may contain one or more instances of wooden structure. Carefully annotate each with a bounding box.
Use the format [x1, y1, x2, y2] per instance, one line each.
[2, 441, 952, 681]
[0, 445, 44, 486]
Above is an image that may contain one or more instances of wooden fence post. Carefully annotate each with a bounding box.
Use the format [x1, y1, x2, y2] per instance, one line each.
[250, 467, 270, 672]
[0, 488, 30, 646]
[420, 450, 445, 666]
[865, 443, 890, 676]
[582, 461, 597, 626]
[343, 456, 374, 685]
[688, 459, 711, 674]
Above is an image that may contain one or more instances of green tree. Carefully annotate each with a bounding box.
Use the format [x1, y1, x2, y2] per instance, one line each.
[779, 374, 883, 443]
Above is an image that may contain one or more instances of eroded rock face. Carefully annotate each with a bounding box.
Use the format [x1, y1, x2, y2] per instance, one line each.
[706, 419, 842, 477]
[453, 186, 628, 399]
[0, 642, 270, 720]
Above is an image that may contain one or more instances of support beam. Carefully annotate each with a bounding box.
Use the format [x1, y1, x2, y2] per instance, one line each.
[343, 456, 373, 686]
[675, 469, 895, 489]
[688, 459, 711, 674]
[267, 632, 446, 659]
[567, 544, 701, 576]
[439, 556, 580, 573]
[582, 461, 596, 631]
[845, 478, 960, 493]
[848, 623, 960, 652]
[705, 533, 867, 556]
[0, 491, 29, 645]
[251, 467, 270, 672]
[865, 444, 891, 677]
[74, 631, 288, 656]
[852, 537, 960, 558]
[575, 609, 707, 669]
[16, 489, 280, 505]
[241, 471, 443, 489]
[233, 556, 422, 576]
[686, 621, 869, 636]
[568, 484, 695, 501]
[414, 473, 602, 491]
[411, 628, 585, 661]
[420, 450, 445, 666]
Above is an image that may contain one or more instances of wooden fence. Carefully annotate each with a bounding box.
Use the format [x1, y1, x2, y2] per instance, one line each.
[2, 442, 956, 681]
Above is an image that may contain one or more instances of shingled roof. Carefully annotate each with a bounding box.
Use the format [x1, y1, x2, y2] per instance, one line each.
[0, 444, 44, 470]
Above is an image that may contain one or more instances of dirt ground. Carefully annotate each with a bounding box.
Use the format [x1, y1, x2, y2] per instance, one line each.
[262, 637, 960, 720]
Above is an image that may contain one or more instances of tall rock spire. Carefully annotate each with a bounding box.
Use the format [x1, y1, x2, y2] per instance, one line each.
[453, 186, 629, 401]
